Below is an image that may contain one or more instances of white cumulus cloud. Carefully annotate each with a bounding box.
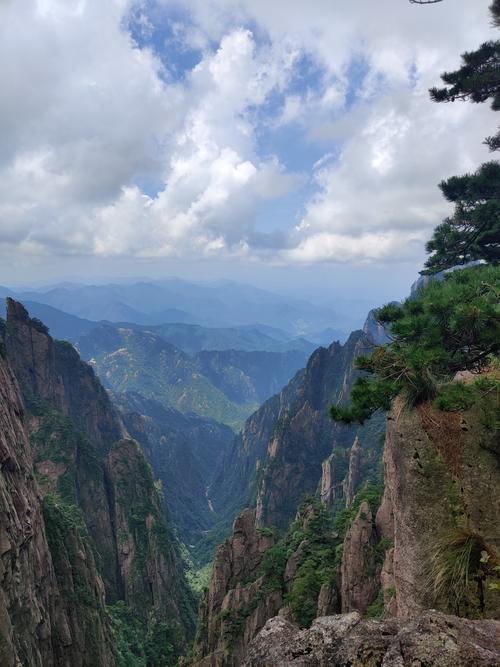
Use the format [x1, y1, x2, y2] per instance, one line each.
[0, 0, 497, 267]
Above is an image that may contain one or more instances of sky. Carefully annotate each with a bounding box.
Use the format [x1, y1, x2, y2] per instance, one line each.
[0, 0, 497, 307]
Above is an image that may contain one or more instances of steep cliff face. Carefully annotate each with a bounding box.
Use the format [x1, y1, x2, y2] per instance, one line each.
[253, 332, 385, 530]
[114, 391, 234, 552]
[376, 392, 500, 619]
[192, 321, 499, 666]
[191, 326, 388, 665]
[5, 299, 127, 595]
[5, 298, 124, 448]
[107, 438, 196, 644]
[1, 300, 196, 663]
[340, 501, 380, 615]
[211, 330, 384, 536]
[0, 348, 114, 667]
[210, 368, 305, 526]
[192, 500, 346, 667]
[192, 510, 278, 666]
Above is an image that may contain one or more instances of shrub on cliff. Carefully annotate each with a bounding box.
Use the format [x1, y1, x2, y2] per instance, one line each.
[331, 265, 500, 424]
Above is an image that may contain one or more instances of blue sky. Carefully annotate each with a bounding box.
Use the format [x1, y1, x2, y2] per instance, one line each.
[0, 0, 497, 309]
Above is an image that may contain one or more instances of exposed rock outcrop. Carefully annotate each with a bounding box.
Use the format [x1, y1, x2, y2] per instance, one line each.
[316, 584, 339, 617]
[319, 451, 339, 506]
[252, 332, 384, 530]
[5, 298, 125, 448]
[192, 509, 278, 666]
[342, 435, 361, 507]
[378, 396, 500, 619]
[340, 501, 380, 615]
[243, 611, 500, 666]
[211, 328, 385, 535]
[106, 438, 195, 640]
[0, 300, 196, 662]
[0, 348, 114, 667]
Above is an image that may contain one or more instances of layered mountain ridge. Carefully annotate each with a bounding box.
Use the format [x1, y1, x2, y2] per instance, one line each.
[189, 292, 500, 666]
[0, 299, 196, 665]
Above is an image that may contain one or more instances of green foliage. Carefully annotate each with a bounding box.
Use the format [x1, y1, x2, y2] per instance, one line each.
[433, 381, 478, 411]
[429, 0, 499, 151]
[429, 529, 499, 617]
[286, 559, 323, 628]
[433, 375, 500, 431]
[422, 163, 500, 273]
[274, 500, 340, 628]
[43, 493, 89, 543]
[258, 542, 289, 592]
[185, 562, 213, 597]
[434, 374, 496, 406]
[365, 588, 385, 619]
[108, 602, 147, 667]
[109, 602, 186, 667]
[331, 266, 500, 424]
[424, 1, 499, 274]
[216, 608, 232, 622]
[144, 620, 181, 666]
[42, 494, 107, 662]
[28, 397, 103, 509]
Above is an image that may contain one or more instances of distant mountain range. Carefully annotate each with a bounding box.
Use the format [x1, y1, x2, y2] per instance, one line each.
[12, 300, 318, 355]
[75, 324, 307, 430]
[0, 278, 347, 339]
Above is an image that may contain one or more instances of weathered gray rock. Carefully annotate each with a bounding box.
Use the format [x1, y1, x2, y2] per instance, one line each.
[340, 501, 380, 614]
[342, 436, 361, 507]
[0, 352, 114, 667]
[316, 584, 339, 617]
[192, 509, 280, 666]
[319, 451, 338, 506]
[244, 611, 500, 666]
[380, 397, 500, 619]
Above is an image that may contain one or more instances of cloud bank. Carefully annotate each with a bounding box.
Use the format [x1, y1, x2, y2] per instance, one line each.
[0, 0, 497, 266]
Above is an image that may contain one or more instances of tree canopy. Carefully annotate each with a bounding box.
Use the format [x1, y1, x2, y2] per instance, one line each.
[422, 1, 500, 274]
[429, 2, 500, 151]
[422, 162, 500, 274]
[330, 265, 500, 424]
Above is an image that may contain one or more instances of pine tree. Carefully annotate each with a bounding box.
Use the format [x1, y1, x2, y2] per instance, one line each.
[429, 2, 500, 151]
[422, 162, 500, 274]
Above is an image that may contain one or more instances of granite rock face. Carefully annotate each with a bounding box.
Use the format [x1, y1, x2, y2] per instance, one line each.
[211, 328, 385, 534]
[5, 298, 125, 448]
[0, 300, 196, 663]
[252, 331, 384, 530]
[106, 437, 195, 639]
[378, 395, 500, 619]
[192, 509, 279, 666]
[340, 501, 380, 615]
[243, 611, 500, 667]
[342, 435, 361, 508]
[0, 350, 114, 667]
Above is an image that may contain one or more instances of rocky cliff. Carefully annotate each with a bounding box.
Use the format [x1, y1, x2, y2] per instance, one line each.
[0, 337, 114, 666]
[114, 391, 234, 555]
[191, 323, 389, 665]
[211, 330, 385, 536]
[192, 510, 280, 666]
[375, 391, 500, 620]
[0, 299, 196, 664]
[191, 316, 499, 665]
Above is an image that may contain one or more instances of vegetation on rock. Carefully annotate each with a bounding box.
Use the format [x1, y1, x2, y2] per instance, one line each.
[331, 265, 500, 424]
